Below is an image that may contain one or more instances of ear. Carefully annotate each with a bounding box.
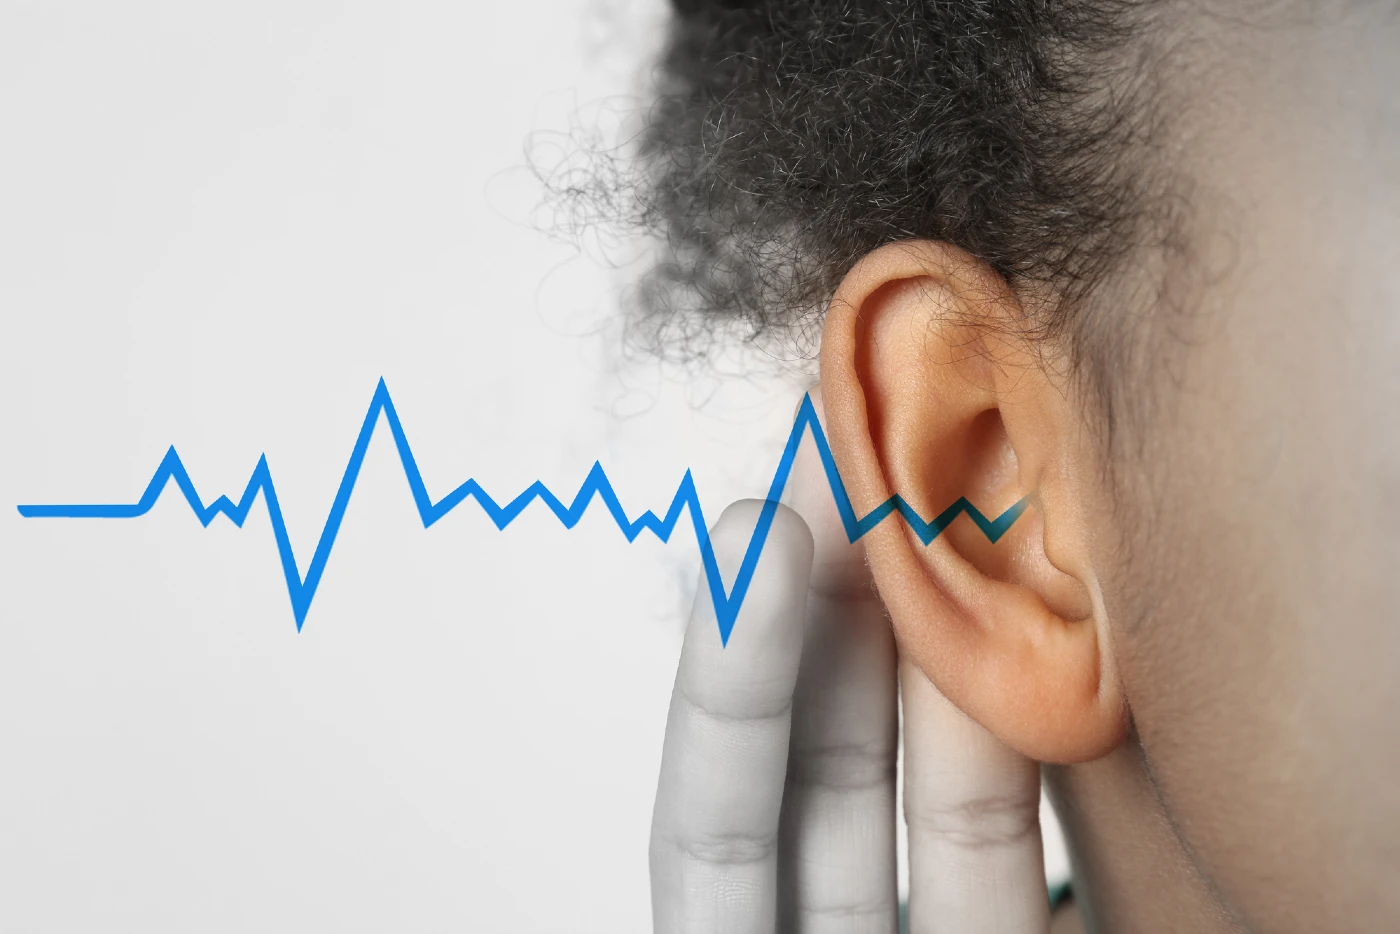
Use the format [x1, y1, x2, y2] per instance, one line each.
[818, 240, 1126, 763]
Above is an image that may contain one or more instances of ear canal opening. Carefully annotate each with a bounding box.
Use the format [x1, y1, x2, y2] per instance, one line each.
[943, 408, 1024, 586]
[941, 408, 1094, 623]
[963, 408, 1020, 505]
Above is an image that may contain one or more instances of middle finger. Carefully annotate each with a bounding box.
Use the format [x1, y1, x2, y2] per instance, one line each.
[779, 390, 901, 933]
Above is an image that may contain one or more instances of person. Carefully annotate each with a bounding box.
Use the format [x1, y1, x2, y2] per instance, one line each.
[615, 1, 1400, 932]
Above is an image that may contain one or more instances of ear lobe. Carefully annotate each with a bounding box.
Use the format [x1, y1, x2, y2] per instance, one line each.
[819, 241, 1126, 764]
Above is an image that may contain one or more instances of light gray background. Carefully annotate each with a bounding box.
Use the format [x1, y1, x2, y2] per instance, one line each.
[0, 2, 1067, 931]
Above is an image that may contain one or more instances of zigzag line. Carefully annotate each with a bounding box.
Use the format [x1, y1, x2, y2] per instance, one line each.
[17, 379, 1028, 644]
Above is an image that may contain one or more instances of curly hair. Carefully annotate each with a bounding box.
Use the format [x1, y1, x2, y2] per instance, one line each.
[575, 0, 1191, 434]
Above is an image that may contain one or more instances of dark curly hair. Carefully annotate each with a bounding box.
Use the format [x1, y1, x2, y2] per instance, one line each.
[568, 0, 1192, 436]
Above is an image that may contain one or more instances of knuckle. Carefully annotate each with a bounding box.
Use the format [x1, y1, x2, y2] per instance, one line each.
[675, 677, 794, 725]
[905, 792, 1040, 849]
[655, 827, 778, 868]
[797, 899, 892, 924]
[787, 739, 896, 790]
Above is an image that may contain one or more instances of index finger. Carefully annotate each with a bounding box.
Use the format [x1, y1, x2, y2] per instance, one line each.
[778, 386, 901, 931]
[649, 498, 814, 934]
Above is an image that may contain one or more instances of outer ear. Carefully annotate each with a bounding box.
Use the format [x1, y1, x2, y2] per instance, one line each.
[819, 240, 1126, 763]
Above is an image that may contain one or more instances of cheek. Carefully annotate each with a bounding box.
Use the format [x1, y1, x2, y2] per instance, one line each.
[1106, 264, 1400, 929]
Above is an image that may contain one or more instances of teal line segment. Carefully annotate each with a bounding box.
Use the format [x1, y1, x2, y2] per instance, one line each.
[17, 379, 1028, 644]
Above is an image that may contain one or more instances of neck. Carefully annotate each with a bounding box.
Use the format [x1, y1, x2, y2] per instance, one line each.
[1044, 739, 1247, 934]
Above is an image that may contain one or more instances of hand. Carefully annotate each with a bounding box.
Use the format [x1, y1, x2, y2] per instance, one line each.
[649, 394, 1051, 933]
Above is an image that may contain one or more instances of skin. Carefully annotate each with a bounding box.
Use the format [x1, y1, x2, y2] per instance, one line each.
[1056, 6, 1400, 931]
[650, 4, 1399, 932]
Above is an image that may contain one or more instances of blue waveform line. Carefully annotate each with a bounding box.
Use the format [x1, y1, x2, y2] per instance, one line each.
[17, 379, 1028, 645]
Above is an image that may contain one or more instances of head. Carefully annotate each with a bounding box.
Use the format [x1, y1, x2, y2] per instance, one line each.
[618, 0, 1400, 930]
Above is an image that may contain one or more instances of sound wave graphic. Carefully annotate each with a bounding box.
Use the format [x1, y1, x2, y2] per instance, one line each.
[17, 380, 1028, 644]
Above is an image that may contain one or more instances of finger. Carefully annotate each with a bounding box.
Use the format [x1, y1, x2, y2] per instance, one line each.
[778, 583, 899, 933]
[902, 658, 1049, 934]
[650, 498, 815, 934]
[778, 388, 900, 933]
